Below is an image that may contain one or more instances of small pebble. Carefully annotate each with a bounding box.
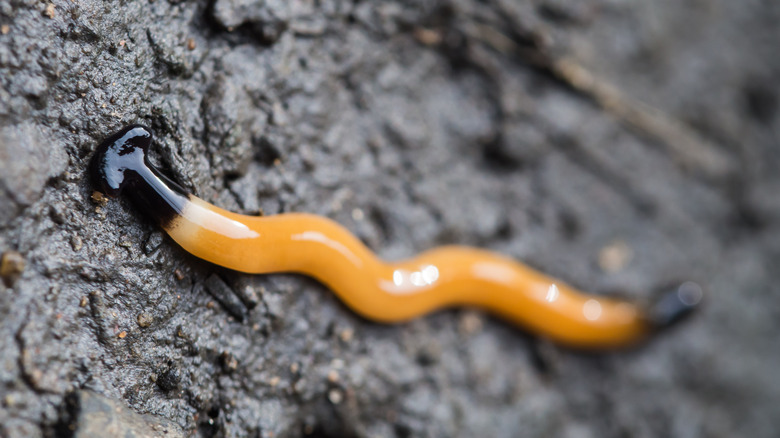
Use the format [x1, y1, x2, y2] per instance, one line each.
[598, 240, 633, 273]
[271, 102, 288, 126]
[459, 311, 483, 335]
[414, 28, 443, 45]
[79, 296, 89, 307]
[43, 3, 55, 18]
[70, 235, 83, 251]
[1, 251, 25, 287]
[339, 328, 354, 342]
[117, 331, 127, 339]
[220, 352, 238, 371]
[136, 313, 153, 328]
[1, 25, 9, 35]
[90, 191, 108, 205]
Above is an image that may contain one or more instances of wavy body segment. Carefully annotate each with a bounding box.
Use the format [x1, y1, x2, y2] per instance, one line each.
[170, 197, 646, 347]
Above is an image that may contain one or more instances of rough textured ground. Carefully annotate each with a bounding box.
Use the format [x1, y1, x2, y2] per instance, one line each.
[1, 0, 779, 437]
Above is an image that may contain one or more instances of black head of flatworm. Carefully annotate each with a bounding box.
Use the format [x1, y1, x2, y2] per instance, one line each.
[90, 125, 153, 197]
[90, 125, 189, 227]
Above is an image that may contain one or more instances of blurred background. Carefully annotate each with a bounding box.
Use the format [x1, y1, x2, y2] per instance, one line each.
[0, 1, 778, 437]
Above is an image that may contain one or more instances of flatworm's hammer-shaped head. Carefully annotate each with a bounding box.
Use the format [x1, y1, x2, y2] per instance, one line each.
[90, 125, 153, 198]
[91, 125, 189, 227]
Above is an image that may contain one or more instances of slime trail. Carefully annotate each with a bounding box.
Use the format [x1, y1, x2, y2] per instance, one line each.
[90, 125, 701, 349]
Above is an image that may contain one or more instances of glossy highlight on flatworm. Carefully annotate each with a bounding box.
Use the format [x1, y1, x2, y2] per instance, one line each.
[90, 125, 701, 349]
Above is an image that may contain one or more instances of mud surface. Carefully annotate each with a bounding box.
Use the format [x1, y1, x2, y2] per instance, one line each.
[1, 1, 779, 437]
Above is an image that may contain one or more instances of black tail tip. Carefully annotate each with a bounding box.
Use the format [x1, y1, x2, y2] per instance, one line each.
[646, 281, 704, 329]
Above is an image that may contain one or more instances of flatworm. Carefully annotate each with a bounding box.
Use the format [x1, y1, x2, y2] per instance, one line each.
[90, 125, 700, 348]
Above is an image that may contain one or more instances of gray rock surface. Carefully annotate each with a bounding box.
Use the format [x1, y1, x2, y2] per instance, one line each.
[60, 390, 185, 438]
[1, 0, 779, 437]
